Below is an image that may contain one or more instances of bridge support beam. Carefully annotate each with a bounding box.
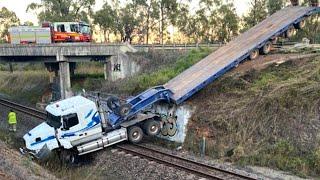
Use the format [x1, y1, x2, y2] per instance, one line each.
[58, 61, 72, 99]
[56, 53, 72, 99]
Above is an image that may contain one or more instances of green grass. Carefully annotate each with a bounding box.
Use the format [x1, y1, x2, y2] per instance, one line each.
[239, 140, 320, 177]
[92, 48, 213, 95]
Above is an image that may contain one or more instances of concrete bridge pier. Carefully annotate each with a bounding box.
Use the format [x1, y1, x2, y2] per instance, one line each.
[58, 61, 73, 99]
[44, 54, 74, 100]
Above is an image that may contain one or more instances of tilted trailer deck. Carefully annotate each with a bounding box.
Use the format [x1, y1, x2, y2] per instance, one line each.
[22, 6, 320, 162]
[165, 6, 320, 103]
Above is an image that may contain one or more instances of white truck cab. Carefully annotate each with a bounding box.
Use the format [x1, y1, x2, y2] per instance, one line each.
[23, 95, 161, 163]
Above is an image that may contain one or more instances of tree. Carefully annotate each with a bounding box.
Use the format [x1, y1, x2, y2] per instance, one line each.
[176, 2, 204, 43]
[177, 0, 239, 43]
[215, 3, 239, 42]
[267, 0, 285, 15]
[242, 0, 268, 31]
[23, 21, 34, 26]
[132, 0, 160, 44]
[119, 4, 140, 43]
[157, 0, 178, 44]
[93, 4, 116, 42]
[0, 7, 20, 42]
[27, 0, 95, 22]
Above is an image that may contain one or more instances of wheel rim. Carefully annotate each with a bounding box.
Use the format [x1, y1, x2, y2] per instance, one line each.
[300, 20, 305, 28]
[250, 50, 258, 59]
[264, 43, 271, 53]
[150, 124, 158, 133]
[132, 131, 140, 140]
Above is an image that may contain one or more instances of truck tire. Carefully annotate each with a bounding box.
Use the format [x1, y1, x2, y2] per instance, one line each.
[285, 26, 295, 38]
[143, 119, 161, 136]
[128, 126, 144, 144]
[260, 41, 272, 55]
[106, 96, 120, 112]
[249, 49, 259, 60]
[60, 150, 78, 165]
[294, 19, 306, 29]
[119, 104, 132, 117]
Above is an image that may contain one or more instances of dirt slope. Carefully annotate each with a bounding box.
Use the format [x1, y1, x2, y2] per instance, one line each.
[184, 54, 320, 176]
[0, 140, 58, 180]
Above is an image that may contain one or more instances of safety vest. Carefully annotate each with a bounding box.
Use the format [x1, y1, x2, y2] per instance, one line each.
[8, 112, 17, 124]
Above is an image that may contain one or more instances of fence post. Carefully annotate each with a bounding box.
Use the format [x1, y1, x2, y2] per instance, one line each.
[200, 136, 206, 157]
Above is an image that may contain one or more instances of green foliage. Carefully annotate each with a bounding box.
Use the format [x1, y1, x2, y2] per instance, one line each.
[215, 4, 239, 42]
[0, 7, 20, 41]
[242, 0, 268, 31]
[176, 0, 239, 43]
[125, 48, 212, 94]
[93, 4, 116, 42]
[27, 0, 95, 22]
[239, 140, 320, 177]
[267, 0, 285, 15]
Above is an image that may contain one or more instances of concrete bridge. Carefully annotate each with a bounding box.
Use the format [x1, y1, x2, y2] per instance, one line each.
[0, 43, 137, 99]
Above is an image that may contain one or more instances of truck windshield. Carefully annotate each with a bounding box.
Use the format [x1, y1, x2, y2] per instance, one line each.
[80, 24, 90, 34]
[46, 112, 61, 129]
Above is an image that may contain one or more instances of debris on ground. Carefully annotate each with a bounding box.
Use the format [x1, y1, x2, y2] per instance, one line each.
[279, 38, 320, 53]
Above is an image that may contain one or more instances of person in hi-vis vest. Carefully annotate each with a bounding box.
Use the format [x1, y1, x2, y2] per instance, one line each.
[8, 110, 17, 132]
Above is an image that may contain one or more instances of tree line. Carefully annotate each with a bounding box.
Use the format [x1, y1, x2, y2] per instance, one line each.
[0, 0, 319, 44]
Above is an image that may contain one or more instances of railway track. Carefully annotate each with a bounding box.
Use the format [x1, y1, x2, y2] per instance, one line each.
[0, 98, 257, 179]
[0, 98, 46, 119]
[116, 144, 256, 180]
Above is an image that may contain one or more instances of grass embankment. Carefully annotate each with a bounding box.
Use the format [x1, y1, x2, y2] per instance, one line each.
[0, 71, 50, 104]
[184, 56, 320, 177]
[75, 48, 212, 96]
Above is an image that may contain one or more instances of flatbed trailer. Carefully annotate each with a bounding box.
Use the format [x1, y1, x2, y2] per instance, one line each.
[109, 6, 320, 125]
[165, 6, 319, 103]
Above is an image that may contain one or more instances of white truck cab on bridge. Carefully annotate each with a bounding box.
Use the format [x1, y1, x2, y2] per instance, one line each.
[23, 95, 161, 163]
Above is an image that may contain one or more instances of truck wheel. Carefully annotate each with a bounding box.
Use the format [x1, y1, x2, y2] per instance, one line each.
[249, 49, 259, 60]
[260, 41, 272, 55]
[60, 150, 78, 165]
[143, 119, 161, 136]
[119, 104, 132, 117]
[294, 19, 305, 29]
[128, 126, 144, 144]
[106, 96, 120, 112]
[285, 26, 295, 38]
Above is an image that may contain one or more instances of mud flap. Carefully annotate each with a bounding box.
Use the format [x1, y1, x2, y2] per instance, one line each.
[35, 144, 51, 159]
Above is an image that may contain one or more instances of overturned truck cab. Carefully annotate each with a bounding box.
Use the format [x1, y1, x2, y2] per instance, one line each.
[22, 95, 164, 163]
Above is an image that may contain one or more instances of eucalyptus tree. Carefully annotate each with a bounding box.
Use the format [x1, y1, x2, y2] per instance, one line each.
[27, 0, 95, 22]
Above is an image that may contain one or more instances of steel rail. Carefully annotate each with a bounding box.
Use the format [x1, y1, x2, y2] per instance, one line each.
[0, 98, 46, 119]
[116, 144, 257, 180]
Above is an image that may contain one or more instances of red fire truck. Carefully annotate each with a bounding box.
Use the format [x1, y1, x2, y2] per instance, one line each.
[8, 22, 92, 44]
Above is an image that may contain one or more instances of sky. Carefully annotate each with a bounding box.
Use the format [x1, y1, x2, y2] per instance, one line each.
[0, 0, 251, 25]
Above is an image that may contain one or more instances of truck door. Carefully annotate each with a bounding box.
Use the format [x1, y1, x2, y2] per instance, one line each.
[60, 113, 84, 144]
[60, 112, 102, 146]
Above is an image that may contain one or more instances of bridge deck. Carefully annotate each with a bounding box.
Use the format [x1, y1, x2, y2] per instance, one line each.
[164, 6, 319, 104]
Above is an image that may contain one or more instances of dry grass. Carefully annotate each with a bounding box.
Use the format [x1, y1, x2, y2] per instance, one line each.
[184, 56, 320, 177]
[0, 71, 50, 104]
